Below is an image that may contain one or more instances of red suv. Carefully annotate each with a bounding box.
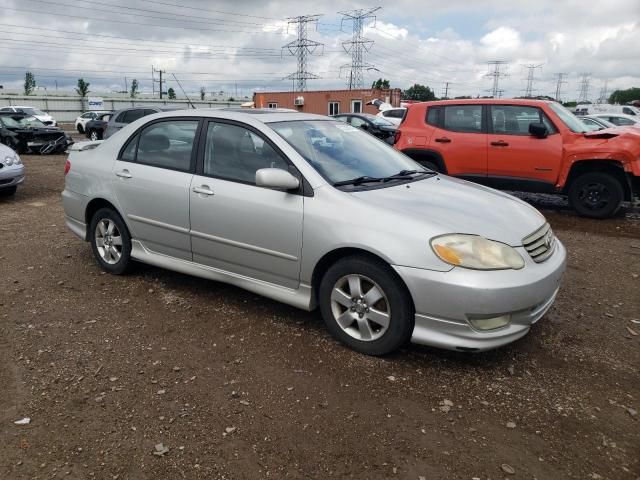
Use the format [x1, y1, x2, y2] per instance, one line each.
[395, 99, 640, 218]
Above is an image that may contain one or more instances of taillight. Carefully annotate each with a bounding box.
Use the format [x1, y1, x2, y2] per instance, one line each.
[394, 130, 401, 145]
[64, 159, 71, 175]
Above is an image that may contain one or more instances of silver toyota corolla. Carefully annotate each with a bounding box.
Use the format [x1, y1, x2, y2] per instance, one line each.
[62, 109, 566, 355]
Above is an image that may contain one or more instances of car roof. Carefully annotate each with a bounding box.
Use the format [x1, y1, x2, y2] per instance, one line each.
[145, 108, 329, 124]
[591, 113, 637, 119]
[0, 111, 29, 117]
[408, 98, 556, 108]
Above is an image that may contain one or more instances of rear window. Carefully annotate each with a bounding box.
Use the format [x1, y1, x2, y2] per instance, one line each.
[426, 107, 441, 126]
[122, 109, 146, 124]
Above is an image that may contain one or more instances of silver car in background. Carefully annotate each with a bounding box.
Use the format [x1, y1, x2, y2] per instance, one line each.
[62, 110, 566, 355]
[0, 143, 25, 197]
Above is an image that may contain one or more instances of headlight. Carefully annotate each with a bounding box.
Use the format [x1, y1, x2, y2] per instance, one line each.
[431, 234, 525, 270]
[3, 154, 21, 166]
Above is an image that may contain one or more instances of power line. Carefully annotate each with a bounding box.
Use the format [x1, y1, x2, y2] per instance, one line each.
[282, 15, 324, 92]
[553, 73, 568, 102]
[577, 73, 592, 103]
[339, 7, 380, 90]
[485, 61, 508, 98]
[522, 63, 543, 98]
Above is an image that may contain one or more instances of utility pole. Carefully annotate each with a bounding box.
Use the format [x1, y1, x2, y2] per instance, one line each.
[159, 70, 163, 99]
[577, 73, 591, 103]
[339, 7, 380, 90]
[485, 61, 509, 98]
[522, 63, 543, 98]
[151, 65, 155, 97]
[441, 82, 451, 99]
[553, 72, 567, 102]
[153, 67, 165, 99]
[282, 15, 324, 92]
[124, 76, 128, 95]
[598, 79, 609, 104]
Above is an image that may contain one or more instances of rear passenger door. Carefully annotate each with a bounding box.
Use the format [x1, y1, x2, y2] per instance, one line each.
[486, 105, 562, 188]
[189, 120, 304, 289]
[111, 118, 201, 260]
[427, 104, 487, 179]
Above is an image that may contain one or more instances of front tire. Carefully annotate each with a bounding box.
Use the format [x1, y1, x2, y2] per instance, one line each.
[319, 255, 414, 355]
[89, 208, 132, 275]
[89, 130, 100, 141]
[568, 172, 624, 219]
[77, 124, 84, 134]
[0, 186, 17, 197]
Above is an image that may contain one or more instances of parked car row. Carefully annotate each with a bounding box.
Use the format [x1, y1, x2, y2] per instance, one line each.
[0, 112, 73, 154]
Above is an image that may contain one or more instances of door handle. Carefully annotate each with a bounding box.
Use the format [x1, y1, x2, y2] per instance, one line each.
[490, 140, 509, 147]
[115, 169, 132, 178]
[192, 185, 214, 196]
[434, 137, 451, 143]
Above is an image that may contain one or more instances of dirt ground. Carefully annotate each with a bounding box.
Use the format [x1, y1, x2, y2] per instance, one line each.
[1, 152, 639, 480]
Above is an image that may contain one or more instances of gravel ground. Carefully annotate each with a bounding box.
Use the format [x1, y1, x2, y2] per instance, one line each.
[1, 153, 639, 480]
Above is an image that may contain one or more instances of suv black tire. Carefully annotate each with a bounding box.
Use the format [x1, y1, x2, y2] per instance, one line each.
[568, 172, 624, 219]
[0, 186, 17, 197]
[77, 124, 84, 134]
[319, 255, 414, 355]
[89, 208, 133, 275]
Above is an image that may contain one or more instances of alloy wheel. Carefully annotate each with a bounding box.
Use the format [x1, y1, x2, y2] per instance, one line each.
[90, 131, 99, 141]
[330, 274, 391, 341]
[95, 219, 123, 264]
[578, 182, 610, 211]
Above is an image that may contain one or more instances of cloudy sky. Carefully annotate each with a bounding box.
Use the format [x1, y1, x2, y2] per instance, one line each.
[0, 0, 638, 100]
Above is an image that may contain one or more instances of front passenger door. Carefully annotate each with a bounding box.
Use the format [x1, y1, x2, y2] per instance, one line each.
[189, 121, 304, 289]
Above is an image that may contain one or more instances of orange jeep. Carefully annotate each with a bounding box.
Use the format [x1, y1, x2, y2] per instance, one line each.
[394, 99, 640, 218]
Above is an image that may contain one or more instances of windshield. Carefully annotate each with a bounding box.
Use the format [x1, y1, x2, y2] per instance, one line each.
[270, 120, 425, 187]
[19, 107, 46, 116]
[367, 115, 395, 127]
[1, 115, 46, 127]
[548, 102, 588, 133]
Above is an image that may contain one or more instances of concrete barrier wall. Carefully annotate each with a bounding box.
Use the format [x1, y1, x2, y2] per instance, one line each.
[0, 96, 243, 122]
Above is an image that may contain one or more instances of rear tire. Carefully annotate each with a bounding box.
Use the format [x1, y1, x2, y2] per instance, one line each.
[89, 130, 100, 141]
[77, 124, 84, 134]
[0, 186, 17, 197]
[568, 172, 624, 219]
[89, 208, 133, 275]
[319, 255, 414, 355]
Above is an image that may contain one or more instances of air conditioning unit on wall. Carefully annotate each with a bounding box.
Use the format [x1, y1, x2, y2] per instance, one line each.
[294, 96, 304, 106]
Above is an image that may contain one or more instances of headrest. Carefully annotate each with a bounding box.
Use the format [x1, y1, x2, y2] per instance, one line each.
[139, 133, 170, 152]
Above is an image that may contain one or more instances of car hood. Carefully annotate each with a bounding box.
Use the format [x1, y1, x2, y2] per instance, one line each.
[350, 175, 545, 246]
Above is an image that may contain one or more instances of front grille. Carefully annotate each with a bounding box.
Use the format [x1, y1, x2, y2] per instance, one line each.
[523, 223, 555, 263]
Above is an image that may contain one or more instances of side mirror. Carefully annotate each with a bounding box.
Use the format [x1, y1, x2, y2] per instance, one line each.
[255, 168, 300, 190]
[359, 123, 369, 130]
[529, 122, 548, 139]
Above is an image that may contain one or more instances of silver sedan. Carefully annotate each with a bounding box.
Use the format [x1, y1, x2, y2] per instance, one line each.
[0, 143, 25, 196]
[62, 110, 566, 355]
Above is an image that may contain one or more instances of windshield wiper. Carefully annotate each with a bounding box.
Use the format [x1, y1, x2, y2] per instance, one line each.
[382, 169, 432, 182]
[333, 176, 385, 187]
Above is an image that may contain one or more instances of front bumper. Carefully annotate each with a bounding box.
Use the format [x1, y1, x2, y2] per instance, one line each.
[394, 240, 567, 352]
[0, 164, 25, 189]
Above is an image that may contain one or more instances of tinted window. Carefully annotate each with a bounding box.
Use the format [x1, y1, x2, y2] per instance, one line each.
[134, 120, 198, 171]
[426, 107, 441, 126]
[115, 112, 127, 123]
[144, 109, 158, 116]
[122, 109, 146, 124]
[350, 117, 368, 128]
[611, 117, 634, 126]
[203, 122, 288, 184]
[622, 107, 635, 115]
[0, 108, 12, 112]
[443, 105, 482, 133]
[383, 109, 404, 119]
[491, 105, 556, 135]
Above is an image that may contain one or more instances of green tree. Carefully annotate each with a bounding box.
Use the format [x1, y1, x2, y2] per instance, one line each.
[76, 78, 90, 98]
[24, 72, 36, 96]
[371, 78, 390, 89]
[200, 87, 206, 101]
[168, 87, 176, 100]
[402, 84, 436, 102]
[129, 79, 139, 98]
[608, 87, 640, 105]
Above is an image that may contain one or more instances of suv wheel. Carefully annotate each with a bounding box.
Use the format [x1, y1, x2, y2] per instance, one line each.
[319, 256, 414, 355]
[89, 208, 132, 274]
[568, 172, 624, 219]
[77, 124, 84, 134]
[90, 130, 100, 141]
[0, 186, 17, 197]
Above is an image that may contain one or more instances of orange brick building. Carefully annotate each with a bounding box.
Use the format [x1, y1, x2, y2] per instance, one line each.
[253, 88, 402, 115]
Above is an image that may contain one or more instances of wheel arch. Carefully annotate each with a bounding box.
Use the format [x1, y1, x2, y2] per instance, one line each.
[564, 160, 632, 201]
[310, 247, 415, 312]
[401, 148, 448, 173]
[84, 198, 125, 240]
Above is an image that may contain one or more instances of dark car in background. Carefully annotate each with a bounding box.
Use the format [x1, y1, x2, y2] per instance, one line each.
[104, 106, 179, 139]
[0, 113, 73, 154]
[85, 112, 114, 141]
[332, 113, 397, 144]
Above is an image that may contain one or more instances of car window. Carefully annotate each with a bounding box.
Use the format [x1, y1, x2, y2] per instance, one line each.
[81, 113, 92, 119]
[443, 105, 483, 133]
[144, 109, 158, 116]
[334, 116, 349, 123]
[115, 112, 127, 123]
[120, 134, 138, 162]
[612, 117, 634, 125]
[131, 120, 198, 171]
[350, 117, 368, 128]
[0, 107, 12, 112]
[426, 106, 441, 127]
[122, 109, 147, 124]
[622, 107, 635, 116]
[203, 122, 288, 184]
[383, 109, 404, 119]
[491, 105, 556, 135]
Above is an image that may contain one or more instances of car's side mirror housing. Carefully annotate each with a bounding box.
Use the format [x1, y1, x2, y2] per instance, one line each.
[529, 122, 548, 138]
[255, 168, 300, 191]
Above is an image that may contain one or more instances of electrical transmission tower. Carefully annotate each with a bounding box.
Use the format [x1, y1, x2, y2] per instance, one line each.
[282, 15, 324, 92]
[553, 72, 567, 102]
[522, 63, 543, 97]
[577, 73, 592, 103]
[339, 7, 380, 90]
[485, 61, 509, 98]
[598, 79, 609, 103]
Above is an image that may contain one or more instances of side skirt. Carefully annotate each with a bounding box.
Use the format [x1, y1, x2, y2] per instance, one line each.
[130, 240, 314, 311]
